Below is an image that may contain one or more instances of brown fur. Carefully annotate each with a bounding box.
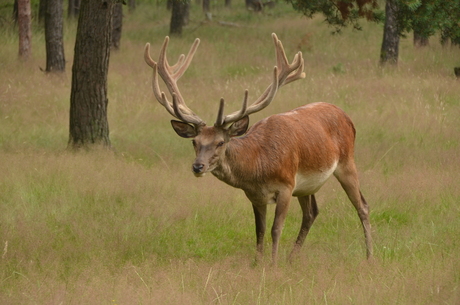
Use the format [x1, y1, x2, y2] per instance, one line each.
[180, 102, 373, 264]
[145, 34, 372, 264]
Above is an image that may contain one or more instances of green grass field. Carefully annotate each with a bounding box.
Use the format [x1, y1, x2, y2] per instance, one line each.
[1, 2, 459, 304]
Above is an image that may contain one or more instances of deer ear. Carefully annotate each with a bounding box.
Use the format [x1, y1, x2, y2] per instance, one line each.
[171, 120, 198, 138]
[228, 116, 249, 137]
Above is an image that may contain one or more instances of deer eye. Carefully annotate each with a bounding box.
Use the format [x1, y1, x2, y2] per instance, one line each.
[217, 141, 225, 148]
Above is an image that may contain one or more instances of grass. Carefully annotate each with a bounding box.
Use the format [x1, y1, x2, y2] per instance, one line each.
[1, 2, 460, 304]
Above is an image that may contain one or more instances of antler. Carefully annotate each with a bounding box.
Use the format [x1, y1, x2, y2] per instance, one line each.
[215, 33, 306, 127]
[144, 37, 205, 127]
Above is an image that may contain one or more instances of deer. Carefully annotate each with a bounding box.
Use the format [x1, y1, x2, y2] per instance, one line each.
[144, 33, 373, 264]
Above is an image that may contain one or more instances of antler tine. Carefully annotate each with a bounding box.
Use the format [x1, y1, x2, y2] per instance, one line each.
[145, 37, 205, 127]
[172, 93, 205, 126]
[273, 33, 305, 86]
[273, 34, 289, 80]
[170, 54, 185, 74]
[215, 98, 226, 127]
[144, 43, 156, 68]
[222, 67, 278, 126]
[172, 38, 200, 80]
[217, 90, 249, 127]
[284, 52, 306, 85]
[144, 44, 177, 118]
[217, 33, 304, 127]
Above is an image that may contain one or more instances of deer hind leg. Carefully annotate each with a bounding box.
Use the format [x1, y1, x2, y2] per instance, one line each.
[334, 162, 373, 259]
[252, 204, 267, 263]
[289, 194, 319, 261]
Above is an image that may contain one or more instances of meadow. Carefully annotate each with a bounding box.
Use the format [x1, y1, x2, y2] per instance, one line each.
[0, 2, 459, 304]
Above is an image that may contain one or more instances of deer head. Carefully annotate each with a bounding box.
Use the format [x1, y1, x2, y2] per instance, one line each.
[144, 33, 305, 177]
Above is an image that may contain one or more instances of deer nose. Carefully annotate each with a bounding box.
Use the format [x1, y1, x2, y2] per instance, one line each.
[192, 163, 204, 173]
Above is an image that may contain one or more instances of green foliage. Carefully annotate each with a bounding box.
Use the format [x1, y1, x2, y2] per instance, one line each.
[286, 0, 460, 43]
[396, 0, 460, 42]
[285, 0, 384, 32]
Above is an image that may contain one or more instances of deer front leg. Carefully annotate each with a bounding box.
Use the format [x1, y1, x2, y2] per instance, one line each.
[271, 189, 292, 264]
[252, 204, 267, 263]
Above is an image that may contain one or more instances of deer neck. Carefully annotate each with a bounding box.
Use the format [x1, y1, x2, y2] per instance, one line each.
[211, 136, 261, 190]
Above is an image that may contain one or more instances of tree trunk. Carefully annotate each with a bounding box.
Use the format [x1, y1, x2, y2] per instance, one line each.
[17, 0, 32, 60]
[225, 0, 231, 8]
[202, 0, 210, 12]
[45, 0, 65, 72]
[68, 0, 114, 149]
[112, 3, 123, 50]
[170, 0, 188, 36]
[13, 0, 18, 23]
[380, 0, 399, 66]
[413, 31, 429, 48]
[183, 0, 190, 25]
[128, 0, 136, 12]
[68, 0, 80, 18]
[246, 0, 263, 12]
[39, 0, 47, 24]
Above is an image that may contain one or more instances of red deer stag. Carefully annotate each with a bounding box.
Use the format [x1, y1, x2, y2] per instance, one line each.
[144, 33, 373, 263]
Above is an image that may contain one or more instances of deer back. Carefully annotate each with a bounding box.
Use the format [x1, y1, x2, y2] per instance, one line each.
[215, 102, 356, 194]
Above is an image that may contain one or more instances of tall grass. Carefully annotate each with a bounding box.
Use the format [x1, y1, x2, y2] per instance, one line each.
[1, 2, 459, 304]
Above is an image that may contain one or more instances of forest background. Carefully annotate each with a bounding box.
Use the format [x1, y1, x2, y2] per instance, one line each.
[0, 0, 459, 304]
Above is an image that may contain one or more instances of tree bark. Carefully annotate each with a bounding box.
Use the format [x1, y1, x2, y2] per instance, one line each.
[13, 0, 18, 23]
[170, 0, 188, 36]
[183, 0, 190, 25]
[68, 0, 80, 18]
[112, 3, 123, 50]
[128, 0, 136, 12]
[413, 31, 429, 48]
[68, 0, 114, 149]
[202, 0, 210, 12]
[380, 0, 399, 66]
[246, 0, 263, 12]
[17, 0, 32, 60]
[39, 0, 47, 24]
[45, 0, 65, 72]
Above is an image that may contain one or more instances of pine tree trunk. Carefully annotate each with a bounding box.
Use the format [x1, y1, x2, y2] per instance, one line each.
[170, 0, 186, 36]
[17, 0, 32, 60]
[45, 0, 65, 72]
[68, 0, 114, 149]
[380, 0, 399, 66]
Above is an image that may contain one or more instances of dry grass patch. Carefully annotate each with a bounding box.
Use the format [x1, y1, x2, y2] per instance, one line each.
[1, 2, 460, 304]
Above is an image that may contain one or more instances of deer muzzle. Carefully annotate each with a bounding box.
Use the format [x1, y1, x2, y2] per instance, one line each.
[192, 162, 206, 177]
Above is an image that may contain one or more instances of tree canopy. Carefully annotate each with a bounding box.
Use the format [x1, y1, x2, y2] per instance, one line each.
[397, 0, 460, 43]
[286, 0, 460, 44]
[285, 0, 384, 31]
